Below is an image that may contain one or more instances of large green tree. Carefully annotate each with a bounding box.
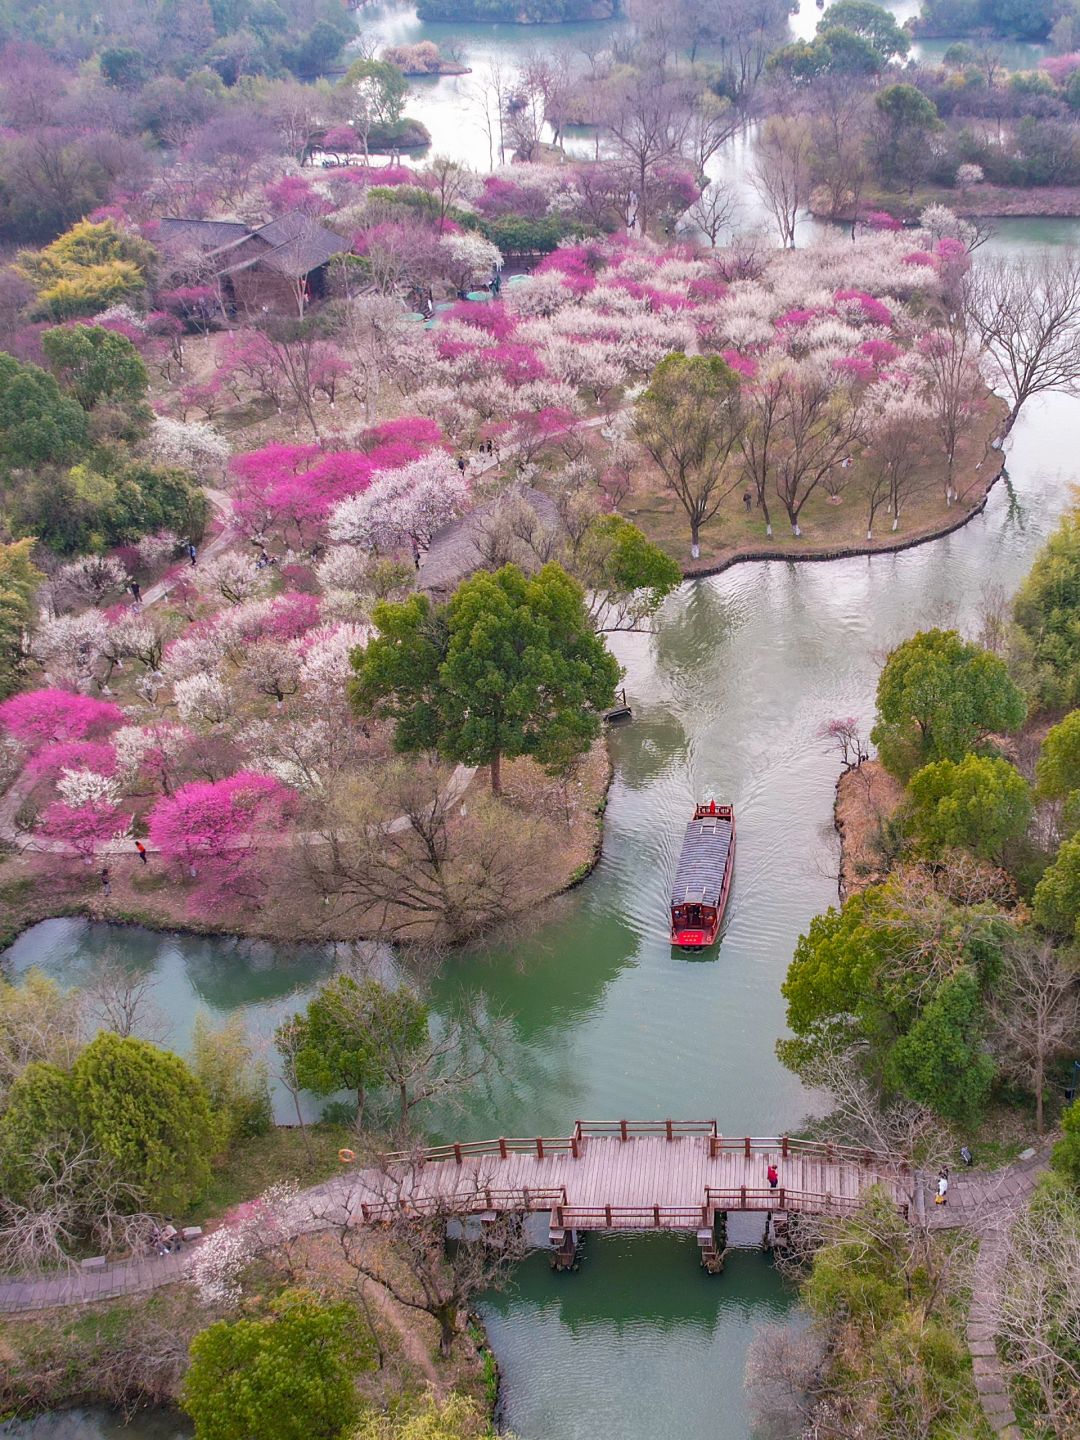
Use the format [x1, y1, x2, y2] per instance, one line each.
[1013, 504, 1080, 710]
[41, 324, 149, 412]
[870, 628, 1027, 780]
[575, 513, 683, 632]
[1036, 708, 1080, 836]
[872, 84, 941, 193]
[1033, 831, 1080, 941]
[352, 561, 620, 793]
[906, 753, 1032, 861]
[182, 1289, 372, 1440]
[72, 1032, 217, 1211]
[819, 0, 910, 58]
[634, 352, 743, 557]
[0, 1060, 82, 1203]
[0, 352, 88, 467]
[779, 875, 1004, 1123]
[287, 975, 428, 1119]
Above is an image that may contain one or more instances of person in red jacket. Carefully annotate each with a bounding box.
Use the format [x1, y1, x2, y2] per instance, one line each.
[767, 1163, 779, 1190]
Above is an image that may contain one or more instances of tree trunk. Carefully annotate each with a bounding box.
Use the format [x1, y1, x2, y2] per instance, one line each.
[1035, 1051, 1044, 1136]
[490, 749, 502, 795]
[293, 1090, 314, 1164]
[436, 1303, 456, 1357]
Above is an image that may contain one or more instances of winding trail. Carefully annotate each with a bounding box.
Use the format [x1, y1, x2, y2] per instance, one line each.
[927, 1146, 1051, 1439]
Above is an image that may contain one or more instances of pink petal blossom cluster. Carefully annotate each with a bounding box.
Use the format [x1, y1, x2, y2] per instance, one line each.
[0, 690, 124, 751]
[148, 771, 297, 911]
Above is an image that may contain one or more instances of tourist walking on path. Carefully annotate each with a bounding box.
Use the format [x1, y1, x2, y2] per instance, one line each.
[135, 840, 148, 866]
[100, 866, 111, 897]
[937, 1168, 949, 1205]
[187, 542, 197, 566]
[129, 579, 141, 606]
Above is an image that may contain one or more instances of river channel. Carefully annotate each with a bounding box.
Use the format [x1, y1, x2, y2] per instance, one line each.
[4, 6, 1080, 1432]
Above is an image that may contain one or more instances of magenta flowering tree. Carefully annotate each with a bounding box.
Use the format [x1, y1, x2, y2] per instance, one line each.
[445, 301, 517, 341]
[505, 406, 578, 464]
[263, 592, 321, 641]
[39, 799, 132, 860]
[148, 772, 298, 910]
[535, 247, 599, 296]
[230, 420, 442, 548]
[0, 690, 124, 751]
[263, 175, 331, 217]
[481, 342, 548, 387]
[25, 739, 117, 782]
[863, 210, 903, 232]
[834, 289, 893, 327]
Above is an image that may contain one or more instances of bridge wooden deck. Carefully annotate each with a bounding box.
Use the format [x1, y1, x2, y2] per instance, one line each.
[314, 1122, 913, 1233]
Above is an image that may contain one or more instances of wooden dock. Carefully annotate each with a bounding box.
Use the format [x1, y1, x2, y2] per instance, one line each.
[314, 1122, 913, 1235]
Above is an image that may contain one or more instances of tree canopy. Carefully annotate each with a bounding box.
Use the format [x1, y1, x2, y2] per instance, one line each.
[0, 352, 88, 468]
[71, 1031, 218, 1211]
[182, 1289, 372, 1440]
[18, 220, 155, 320]
[779, 874, 1005, 1123]
[351, 561, 621, 793]
[634, 351, 743, 555]
[905, 753, 1032, 860]
[1033, 831, 1080, 941]
[819, 0, 910, 59]
[286, 974, 428, 1115]
[1036, 708, 1080, 836]
[1013, 503, 1080, 710]
[0, 539, 42, 698]
[41, 324, 149, 412]
[870, 628, 1027, 779]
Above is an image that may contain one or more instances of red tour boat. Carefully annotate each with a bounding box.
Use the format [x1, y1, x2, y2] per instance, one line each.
[669, 801, 736, 949]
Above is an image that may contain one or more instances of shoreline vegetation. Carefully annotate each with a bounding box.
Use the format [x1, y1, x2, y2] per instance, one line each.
[789, 498, 1080, 1439]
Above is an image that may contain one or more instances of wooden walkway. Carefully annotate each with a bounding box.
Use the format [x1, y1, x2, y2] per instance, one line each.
[309, 1122, 915, 1233]
[0, 1123, 918, 1314]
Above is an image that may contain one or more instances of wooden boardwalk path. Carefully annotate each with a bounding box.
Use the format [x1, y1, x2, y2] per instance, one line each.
[0, 1122, 920, 1314]
[308, 1123, 914, 1233]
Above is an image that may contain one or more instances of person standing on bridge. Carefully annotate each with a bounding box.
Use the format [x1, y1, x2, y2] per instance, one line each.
[767, 1163, 778, 1190]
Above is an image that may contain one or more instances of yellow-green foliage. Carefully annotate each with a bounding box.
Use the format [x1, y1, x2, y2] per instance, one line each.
[19, 220, 155, 320]
[0, 538, 42, 698]
[354, 1394, 492, 1440]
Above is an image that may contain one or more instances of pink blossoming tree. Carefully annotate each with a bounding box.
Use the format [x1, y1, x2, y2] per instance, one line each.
[147, 771, 298, 911]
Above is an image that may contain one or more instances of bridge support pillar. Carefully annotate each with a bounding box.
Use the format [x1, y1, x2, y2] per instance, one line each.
[698, 1211, 728, 1274]
[548, 1223, 580, 1272]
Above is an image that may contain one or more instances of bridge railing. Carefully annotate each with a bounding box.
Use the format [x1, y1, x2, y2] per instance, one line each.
[573, 1120, 719, 1141]
[377, 1125, 906, 1171]
[706, 1185, 874, 1216]
[355, 1185, 568, 1221]
[708, 1135, 907, 1169]
[380, 1135, 582, 1165]
[556, 1203, 712, 1229]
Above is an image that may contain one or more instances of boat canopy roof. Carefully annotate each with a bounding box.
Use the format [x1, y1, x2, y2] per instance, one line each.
[670, 813, 733, 907]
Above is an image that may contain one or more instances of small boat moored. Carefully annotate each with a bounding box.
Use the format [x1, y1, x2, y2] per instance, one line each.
[669, 801, 736, 950]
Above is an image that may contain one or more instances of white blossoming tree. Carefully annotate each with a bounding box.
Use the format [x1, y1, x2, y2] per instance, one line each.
[146, 417, 231, 479]
[329, 452, 467, 555]
[199, 552, 271, 606]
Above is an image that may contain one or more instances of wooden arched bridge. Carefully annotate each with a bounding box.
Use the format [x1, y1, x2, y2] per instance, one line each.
[314, 1120, 915, 1267]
